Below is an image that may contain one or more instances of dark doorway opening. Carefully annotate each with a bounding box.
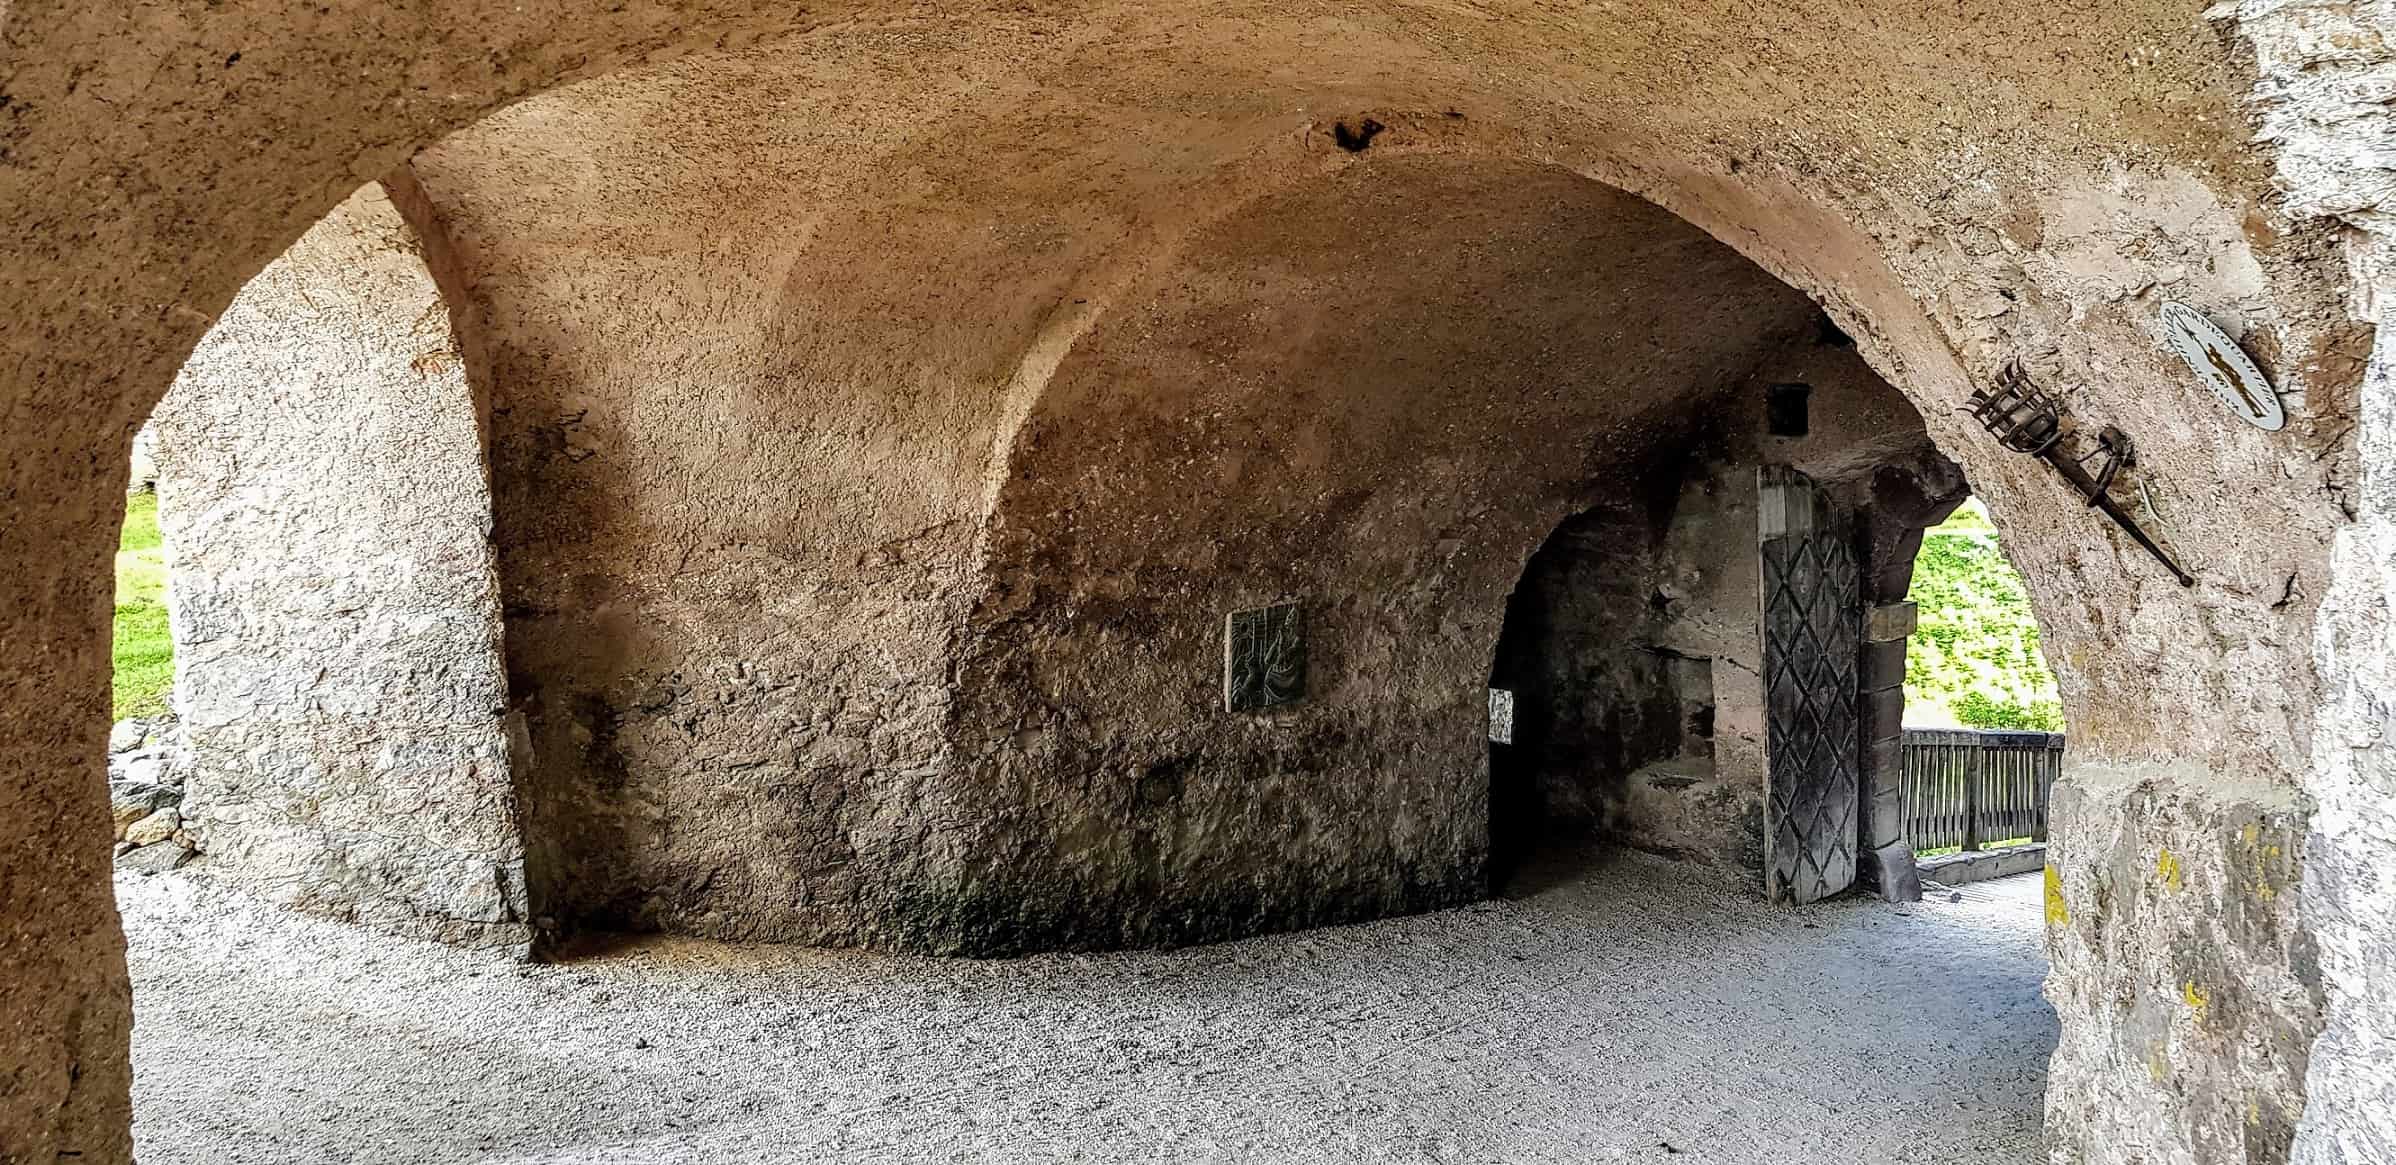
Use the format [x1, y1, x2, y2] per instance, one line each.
[1485, 445, 1738, 895]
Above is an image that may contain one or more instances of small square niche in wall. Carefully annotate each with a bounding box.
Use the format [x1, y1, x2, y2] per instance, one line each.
[1225, 602, 1305, 713]
[1767, 382, 1811, 437]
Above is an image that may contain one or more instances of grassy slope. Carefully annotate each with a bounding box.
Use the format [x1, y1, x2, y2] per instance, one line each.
[114, 491, 174, 719]
[1902, 498, 2065, 731]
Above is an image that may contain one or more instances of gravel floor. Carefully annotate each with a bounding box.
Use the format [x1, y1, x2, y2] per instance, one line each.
[124, 850, 2054, 1164]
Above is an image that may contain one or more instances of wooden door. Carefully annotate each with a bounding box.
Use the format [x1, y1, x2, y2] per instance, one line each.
[1758, 466, 1862, 904]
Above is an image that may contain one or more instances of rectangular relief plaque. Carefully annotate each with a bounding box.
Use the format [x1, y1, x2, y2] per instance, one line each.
[1225, 602, 1305, 712]
[1488, 688, 1515, 744]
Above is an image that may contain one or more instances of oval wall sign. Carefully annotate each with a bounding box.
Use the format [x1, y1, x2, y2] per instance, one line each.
[2159, 301, 2284, 432]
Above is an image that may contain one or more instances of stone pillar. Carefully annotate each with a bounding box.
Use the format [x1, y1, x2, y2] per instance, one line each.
[1853, 460, 1966, 900]
[1859, 599, 1921, 901]
[149, 183, 528, 949]
[2293, 308, 2396, 1165]
[0, 433, 137, 1165]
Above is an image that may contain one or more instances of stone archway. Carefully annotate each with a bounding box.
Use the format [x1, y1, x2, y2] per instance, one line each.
[955, 151, 1964, 942]
[1483, 328, 1958, 895]
[4, 6, 2391, 1162]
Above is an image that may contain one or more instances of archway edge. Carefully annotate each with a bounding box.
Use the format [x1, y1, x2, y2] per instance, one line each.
[965, 111, 1980, 534]
[0, 5, 2360, 1162]
[1, 10, 849, 1155]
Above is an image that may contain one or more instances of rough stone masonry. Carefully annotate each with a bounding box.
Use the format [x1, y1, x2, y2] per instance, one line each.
[1, 3, 2392, 1164]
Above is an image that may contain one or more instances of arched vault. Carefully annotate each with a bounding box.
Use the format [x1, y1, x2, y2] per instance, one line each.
[3, 5, 2389, 1163]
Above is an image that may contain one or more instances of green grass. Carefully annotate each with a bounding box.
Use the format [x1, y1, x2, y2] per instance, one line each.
[113, 491, 174, 720]
[1903, 498, 2065, 731]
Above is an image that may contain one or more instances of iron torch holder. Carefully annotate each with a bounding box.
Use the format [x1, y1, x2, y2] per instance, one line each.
[1967, 363, 2196, 588]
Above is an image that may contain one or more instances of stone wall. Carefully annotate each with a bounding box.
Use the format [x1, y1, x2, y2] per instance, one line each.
[1491, 492, 1736, 869]
[2298, 329, 2396, 1165]
[402, 88, 1914, 951]
[1490, 476, 1759, 872]
[403, 46, 1103, 948]
[148, 184, 528, 950]
[2227, 4, 2396, 1163]
[2047, 766, 2322, 1163]
[946, 159, 1833, 949]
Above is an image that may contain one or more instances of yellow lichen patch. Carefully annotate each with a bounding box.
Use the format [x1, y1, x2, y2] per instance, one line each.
[2045, 865, 2070, 927]
[2156, 847, 2184, 893]
[2237, 828, 2289, 903]
[2182, 980, 2210, 1024]
[2148, 1044, 2171, 1082]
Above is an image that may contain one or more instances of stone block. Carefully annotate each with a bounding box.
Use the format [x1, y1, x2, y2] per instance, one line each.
[108, 786, 177, 838]
[117, 842, 194, 877]
[1865, 601, 1917, 643]
[107, 720, 144, 754]
[110, 751, 174, 790]
[1865, 840, 1923, 902]
[123, 809, 181, 848]
[2045, 767, 2318, 1165]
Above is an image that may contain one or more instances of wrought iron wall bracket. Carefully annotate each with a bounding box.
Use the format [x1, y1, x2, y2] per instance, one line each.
[1967, 363, 2196, 588]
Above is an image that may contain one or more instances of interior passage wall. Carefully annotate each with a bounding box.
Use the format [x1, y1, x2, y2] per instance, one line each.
[949, 158, 1833, 948]
[1489, 342, 1947, 878]
[1475, 484, 1744, 872]
[402, 47, 1153, 946]
[1489, 494, 1736, 870]
[149, 184, 528, 949]
[398, 44, 1504, 950]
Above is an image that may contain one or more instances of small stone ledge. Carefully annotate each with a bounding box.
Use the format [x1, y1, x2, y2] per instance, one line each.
[1916, 843, 2046, 886]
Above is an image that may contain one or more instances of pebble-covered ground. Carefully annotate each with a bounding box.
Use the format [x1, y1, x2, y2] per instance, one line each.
[123, 850, 2052, 1164]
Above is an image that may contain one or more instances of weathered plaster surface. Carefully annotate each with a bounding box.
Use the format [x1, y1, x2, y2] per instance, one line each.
[0, 3, 2379, 1160]
[402, 42, 1152, 947]
[149, 185, 527, 949]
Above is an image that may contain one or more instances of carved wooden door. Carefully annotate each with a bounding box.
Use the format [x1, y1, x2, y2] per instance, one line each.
[1757, 466, 1862, 904]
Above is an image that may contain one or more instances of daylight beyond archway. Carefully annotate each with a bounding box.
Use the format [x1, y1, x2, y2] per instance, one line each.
[1905, 499, 2066, 734]
[8, 6, 2395, 1165]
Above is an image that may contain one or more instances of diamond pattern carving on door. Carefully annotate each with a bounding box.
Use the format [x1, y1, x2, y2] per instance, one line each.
[1758, 466, 1862, 905]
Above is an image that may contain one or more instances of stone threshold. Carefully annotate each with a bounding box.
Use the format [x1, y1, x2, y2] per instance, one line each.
[1916, 843, 2047, 886]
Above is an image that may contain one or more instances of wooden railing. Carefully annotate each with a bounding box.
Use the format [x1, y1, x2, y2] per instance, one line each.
[1901, 728, 2063, 853]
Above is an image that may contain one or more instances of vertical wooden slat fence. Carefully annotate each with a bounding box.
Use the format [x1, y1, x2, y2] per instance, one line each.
[1900, 729, 2063, 852]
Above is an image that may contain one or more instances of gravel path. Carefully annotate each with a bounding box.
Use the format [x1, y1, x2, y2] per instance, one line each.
[123, 851, 2053, 1164]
